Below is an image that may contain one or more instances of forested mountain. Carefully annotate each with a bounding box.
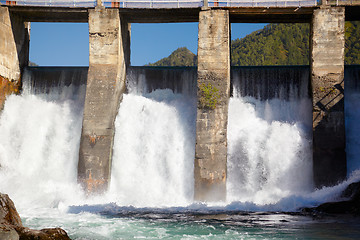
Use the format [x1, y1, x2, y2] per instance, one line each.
[147, 47, 197, 66]
[29, 61, 38, 66]
[231, 23, 310, 66]
[150, 22, 360, 66]
[345, 21, 360, 64]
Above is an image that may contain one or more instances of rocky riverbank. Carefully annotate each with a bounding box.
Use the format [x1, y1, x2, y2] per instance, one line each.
[0, 193, 71, 240]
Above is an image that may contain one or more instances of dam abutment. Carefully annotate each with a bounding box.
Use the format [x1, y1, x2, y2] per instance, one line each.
[194, 9, 230, 202]
[0, 6, 29, 109]
[311, 6, 346, 188]
[77, 8, 130, 194]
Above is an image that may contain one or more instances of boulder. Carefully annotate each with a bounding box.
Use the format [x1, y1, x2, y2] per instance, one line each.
[303, 181, 360, 215]
[0, 193, 71, 240]
[341, 181, 360, 200]
[0, 224, 19, 240]
[0, 193, 23, 227]
[16, 227, 71, 240]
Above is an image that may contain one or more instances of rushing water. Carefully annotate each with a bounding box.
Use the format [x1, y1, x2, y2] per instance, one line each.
[227, 67, 313, 205]
[0, 67, 360, 239]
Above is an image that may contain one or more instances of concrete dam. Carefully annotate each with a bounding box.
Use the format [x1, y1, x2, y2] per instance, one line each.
[19, 65, 360, 204]
[1, 0, 360, 202]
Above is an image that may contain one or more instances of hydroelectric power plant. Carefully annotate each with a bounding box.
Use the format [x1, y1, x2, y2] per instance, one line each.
[1, 0, 360, 239]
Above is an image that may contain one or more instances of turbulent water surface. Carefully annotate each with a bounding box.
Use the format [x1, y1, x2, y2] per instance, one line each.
[0, 67, 360, 239]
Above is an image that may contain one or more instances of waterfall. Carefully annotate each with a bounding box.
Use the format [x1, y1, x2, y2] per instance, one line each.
[0, 67, 87, 211]
[126, 66, 197, 95]
[22, 67, 87, 98]
[227, 67, 314, 205]
[108, 67, 197, 207]
[112, 66, 315, 207]
[0, 66, 198, 209]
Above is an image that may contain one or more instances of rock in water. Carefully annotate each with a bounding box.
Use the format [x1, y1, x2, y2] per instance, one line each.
[302, 181, 360, 215]
[0, 193, 23, 227]
[0, 193, 71, 240]
[0, 225, 19, 240]
[17, 227, 71, 240]
[341, 181, 360, 200]
[0, 193, 22, 240]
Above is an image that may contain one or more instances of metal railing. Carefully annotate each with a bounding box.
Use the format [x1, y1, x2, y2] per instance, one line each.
[208, 0, 318, 7]
[0, 0, 331, 8]
[0, 0, 96, 7]
[102, 0, 201, 8]
[326, 0, 360, 5]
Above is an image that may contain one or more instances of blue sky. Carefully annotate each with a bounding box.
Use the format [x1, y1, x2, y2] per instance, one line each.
[30, 22, 266, 66]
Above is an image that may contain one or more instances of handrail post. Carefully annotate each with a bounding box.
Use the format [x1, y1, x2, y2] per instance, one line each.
[203, 0, 208, 8]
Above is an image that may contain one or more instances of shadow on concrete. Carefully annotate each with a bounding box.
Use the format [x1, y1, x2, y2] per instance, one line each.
[313, 79, 346, 189]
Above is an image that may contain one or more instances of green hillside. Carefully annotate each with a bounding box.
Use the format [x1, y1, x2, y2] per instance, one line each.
[231, 23, 310, 66]
[345, 21, 360, 64]
[29, 61, 38, 66]
[150, 22, 360, 66]
[147, 47, 197, 66]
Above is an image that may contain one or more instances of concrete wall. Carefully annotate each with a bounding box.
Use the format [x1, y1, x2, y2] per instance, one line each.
[78, 7, 130, 194]
[311, 6, 346, 188]
[0, 6, 29, 109]
[194, 9, 230, 202]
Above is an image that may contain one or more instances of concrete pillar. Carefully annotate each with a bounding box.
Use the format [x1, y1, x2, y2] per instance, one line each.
[78, 8, 130, 194]
[194, 9, 230, 202]
[0, 6, 29, 109]
[311, 7, 346, 188]
[96, 0, 103, 7]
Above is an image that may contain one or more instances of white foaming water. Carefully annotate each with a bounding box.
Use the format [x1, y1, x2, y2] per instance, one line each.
[227, 89, 314, 205]
[108, 89, 197, 207]
[0, 76, 86, 212]
[0, 70, 197, 210]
